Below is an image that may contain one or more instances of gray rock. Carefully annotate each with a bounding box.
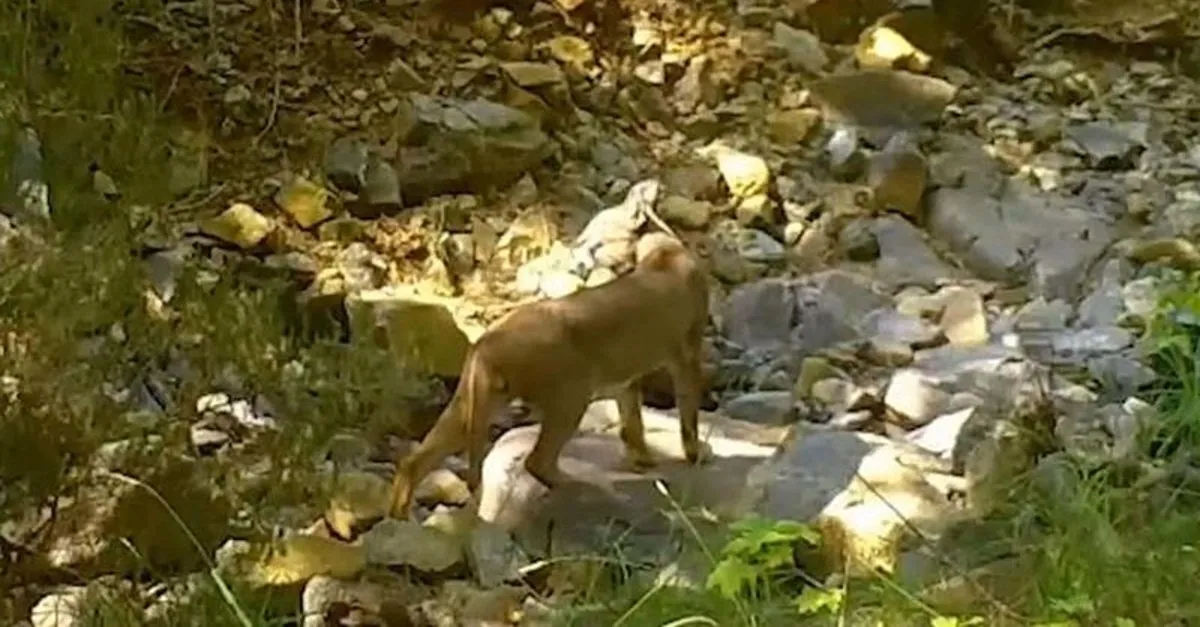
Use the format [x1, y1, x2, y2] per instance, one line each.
[793, 271, 891, 354]
[478, 402, 780, 560]
[773, 23, 828, 74]
[826, 126, 865, 180]
[810, 378, 873, 413]
[324, 136, 370, 193]
[720, 279, 796, 352]
[468, 521, 528, 588]
[395, 94, 551, 205]
[1013, 298, 1072, 331]
[301, 576, 414, 627]
[840, 218, 880, 261]
[723, 391, 796, 425]
[362, 519, 463, 572]
[928, 188, 1023, 281]
[739, 429, 956, 575]
[1063, 122, 1145, 169]
[1056, 398, 1156, 462]
[1047, 326, 1134, 364]
[858, 307, 941, 347]
[871, 216, 960, 289]
[1087, 352, 1156, 395]
[353, 154, 403, 218]
[734, 228, 786, 264]
[929, 181, 1115, 300]
[1077, 258, 1130, 328]
[1121, 277, 1162, 319]
[906, 406, 977, 460]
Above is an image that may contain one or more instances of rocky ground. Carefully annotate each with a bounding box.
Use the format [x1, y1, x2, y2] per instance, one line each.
[7, 0, 1200, 625]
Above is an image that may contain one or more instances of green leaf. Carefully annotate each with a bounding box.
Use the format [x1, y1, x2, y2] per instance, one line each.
[705, 557, 758, 600]
[794, 587, 844, 616]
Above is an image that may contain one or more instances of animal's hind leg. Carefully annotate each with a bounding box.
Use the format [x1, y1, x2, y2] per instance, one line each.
[616, 383, 656, 471]
[523, 392, 588, 490]
[388, 406, 466, 519]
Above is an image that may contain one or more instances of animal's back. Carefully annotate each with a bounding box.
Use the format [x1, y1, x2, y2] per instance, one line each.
[476, 236, 704, 396]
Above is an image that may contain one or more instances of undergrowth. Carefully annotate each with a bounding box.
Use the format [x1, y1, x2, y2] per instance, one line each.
[1, 0, 431, 623]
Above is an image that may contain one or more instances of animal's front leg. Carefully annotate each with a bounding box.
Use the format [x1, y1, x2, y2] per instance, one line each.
[668, 349, 713, 465]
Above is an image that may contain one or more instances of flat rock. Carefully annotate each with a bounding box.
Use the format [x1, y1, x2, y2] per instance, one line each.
[870, 216, 960, 289]
[722, 391, 796, 425]
[808, 70, 956, 142]
[201, 203, 273, 249]
[929, 180, 1115, 300]
[477, 401, 781, 560]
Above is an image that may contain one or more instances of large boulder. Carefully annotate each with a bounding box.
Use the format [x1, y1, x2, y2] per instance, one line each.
[345, 286, 472, 377]
[737, 428, 964, 577]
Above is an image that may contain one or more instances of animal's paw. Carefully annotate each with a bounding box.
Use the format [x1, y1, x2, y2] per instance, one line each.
[685, 440, 714, 465]
[623, 447, 659, 473]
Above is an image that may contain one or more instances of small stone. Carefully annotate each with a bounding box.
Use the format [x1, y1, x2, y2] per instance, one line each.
[414, 468, 472, 507]
[810, 378, 871, 412]
[235, 535, 367, 586]
[840, 219, 880, 261]
[698, 141, 770, 199]
[772, 23, 828, 74]
[388, 58, 429, 91]
[855, 24, 932, 72]
[795, 356, 839, 398]
[884, 368, 951, 426]
[732, 228, 786, 264]
[766, 108, 822, 145]
[867, 132, 927, 219]
[91, 167, 120, 199]
[275, 175, 333, 228]
[827, 126, 866, 180]
[325, 137, 370, 192]
[357, 155, 403, 217]
[31, 587, 86, 627]
[499, 61, 564, 87]
[939, 287, 988, 346]
[723, 391, 796, 425]
[201, 203, 273, 249]
[905, 406, 975, 460]
[190, 426, 229, 454]
[659, 195, 712, 229]
[540, 271, 584, 298]
[1063, 122, 1145, 170]
[324, 471, 390, 540]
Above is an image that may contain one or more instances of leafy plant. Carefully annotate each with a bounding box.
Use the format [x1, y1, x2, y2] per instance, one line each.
[705, 515, 821, 604]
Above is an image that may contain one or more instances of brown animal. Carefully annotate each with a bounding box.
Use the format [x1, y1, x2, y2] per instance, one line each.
[388, 232, 711, 519]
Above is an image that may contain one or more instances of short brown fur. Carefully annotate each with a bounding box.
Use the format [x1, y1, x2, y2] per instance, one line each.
[388, 233, 710, 519]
